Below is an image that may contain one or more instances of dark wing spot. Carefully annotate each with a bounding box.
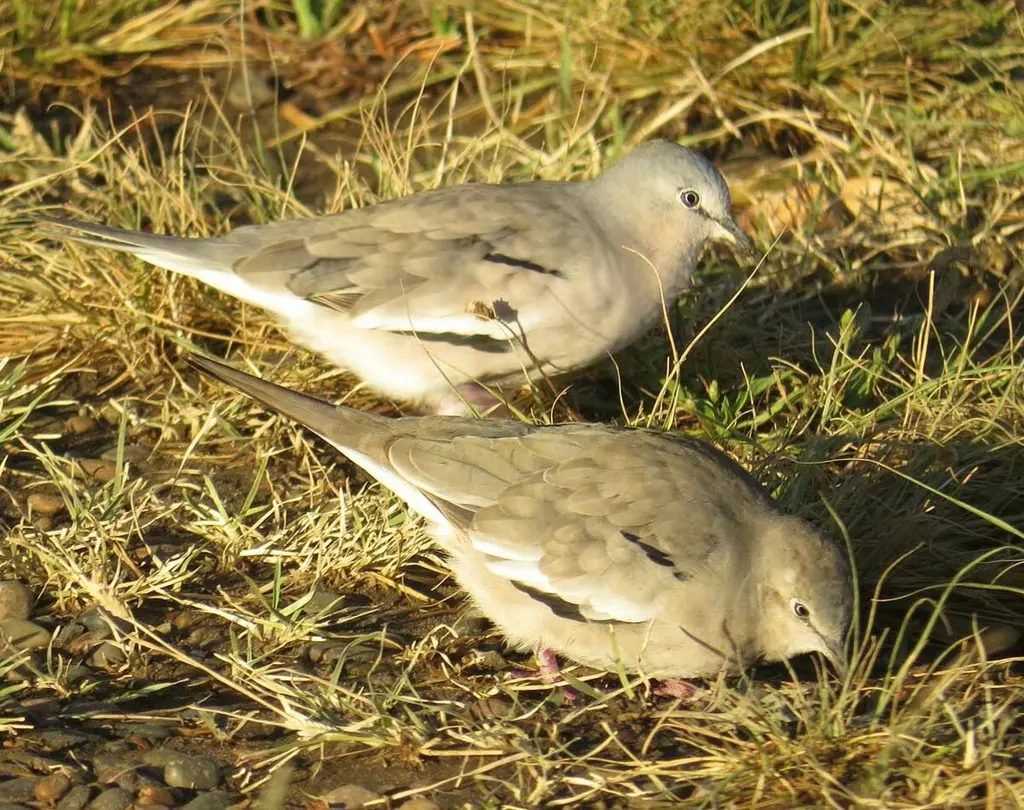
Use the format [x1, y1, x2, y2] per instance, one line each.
[387, 330, 514, 354]
[621, 531, 685, 578]
[484, 252, 565, 278]
[510, 582, 588, 622]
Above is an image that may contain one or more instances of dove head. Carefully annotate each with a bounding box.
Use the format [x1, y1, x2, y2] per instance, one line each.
[754, 516, 853, 675]
[584, 140, 754, 279]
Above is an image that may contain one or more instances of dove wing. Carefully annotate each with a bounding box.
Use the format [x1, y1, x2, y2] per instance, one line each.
[384, 426, 767, 624]
[230, 183, 612, 349]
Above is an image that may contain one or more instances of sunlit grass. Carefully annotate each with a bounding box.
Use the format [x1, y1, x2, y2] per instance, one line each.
[1, 0, 1022, 806]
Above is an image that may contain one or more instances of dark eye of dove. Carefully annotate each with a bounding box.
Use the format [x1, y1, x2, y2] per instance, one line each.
[679, 189, 701, 209]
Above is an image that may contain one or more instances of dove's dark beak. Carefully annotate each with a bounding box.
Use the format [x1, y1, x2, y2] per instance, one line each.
[822, 638, 848, 680]
[712, 216, 756, 256]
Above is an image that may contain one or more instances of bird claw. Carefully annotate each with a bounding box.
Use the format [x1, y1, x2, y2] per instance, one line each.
[535, 647, 560, 678]
[505, 649, 578, 702]
[652, 679, 697, 700]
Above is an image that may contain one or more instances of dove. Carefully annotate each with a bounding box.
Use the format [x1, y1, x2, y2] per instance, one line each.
[187, 355, 851, 680]
[39, 141, 753, 415]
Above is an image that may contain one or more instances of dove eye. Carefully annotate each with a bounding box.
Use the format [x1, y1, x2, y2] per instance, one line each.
[679, 189, 701, 209]
[791, 599, 810, 620]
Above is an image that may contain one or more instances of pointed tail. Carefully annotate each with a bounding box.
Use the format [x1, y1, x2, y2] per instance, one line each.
[187, 355, 390, 454]
[36, 215, 238, 275]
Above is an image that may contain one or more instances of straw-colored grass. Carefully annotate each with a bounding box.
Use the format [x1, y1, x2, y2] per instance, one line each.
[1, 1, 1022, 806]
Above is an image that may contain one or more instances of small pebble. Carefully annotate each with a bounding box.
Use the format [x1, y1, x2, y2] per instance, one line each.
[29, 417, 64, 438]
[321, 785, 381, 809]
[3, 651, 42, 682]
[0, 619, 50, 652]
[184, 626, 225, 650]
[136, 786, 177, 807]
[87, 642, 127, 670]
[140, 749, 181, 768]
[467, 650, 507, 671]
[169, 612, 199, 631]
[100, 445, 148, 465]
[91, 752, 138, 785]
[26, 494, 65, 517]
[77, 607, 116, 636]
[469, 695, 512, 721]
[179, 792, 234, 810]
[398, 798, 441, 810]
[27, 730, 95, 751]
[21, 697, 61, 719]
[56, 786, 92, 810]
[61, 700, 119, 718]
[307, 642, 378, 666]
[79, 460, 117, 484]
[299, 590, 345, 616]
[126, 774, 162, 792]
[0, 581, 33, 620]
[54, 621, 87, 650]
[110, 721, 175, 740]
[0, 778, 38, 802]
[85, 788, 133, 810]
[64, 416, 97, 435]
[34, 773, 73, 802]
[163, 755, 222, 790]
[99, 404, 122, 425]
[64, 664, 93, 683]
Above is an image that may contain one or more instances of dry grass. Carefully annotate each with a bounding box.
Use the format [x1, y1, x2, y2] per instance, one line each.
[1, 0, 1023, 807]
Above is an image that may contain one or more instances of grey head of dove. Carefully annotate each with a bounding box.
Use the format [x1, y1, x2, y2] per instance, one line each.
[187, 355, 851, 681]
[39, 141, 753, 416]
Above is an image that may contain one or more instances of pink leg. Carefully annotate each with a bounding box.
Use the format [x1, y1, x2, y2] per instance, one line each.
[652, 679, 697, 700]
[435, 384, 511, 418]
[507, 648, 577, 701]
[535, 648, 561, 682]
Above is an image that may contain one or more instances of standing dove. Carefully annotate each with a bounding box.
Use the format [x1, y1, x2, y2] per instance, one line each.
[40, 141, 753, 415]
[189, 355, 851, 679]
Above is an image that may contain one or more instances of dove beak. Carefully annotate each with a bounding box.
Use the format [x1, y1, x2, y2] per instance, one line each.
[712, 216, 756, 256]
[821, 638, 848, 680]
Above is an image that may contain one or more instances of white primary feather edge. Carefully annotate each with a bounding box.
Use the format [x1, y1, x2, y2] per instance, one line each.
[352, 311, 530, 340]
[138, 250, 320, 322]
[326, 436, 658, 625]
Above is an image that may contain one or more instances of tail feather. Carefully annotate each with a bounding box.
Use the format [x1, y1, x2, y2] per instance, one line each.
[188, 354, 465, 531]
[39, 214, 319, 321]
[36, 215, 238, 275]
[187, 355, 388, 453]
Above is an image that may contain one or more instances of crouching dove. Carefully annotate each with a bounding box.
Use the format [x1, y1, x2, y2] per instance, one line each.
[188, 355, 851, 680]
[39, 141, 753, 415]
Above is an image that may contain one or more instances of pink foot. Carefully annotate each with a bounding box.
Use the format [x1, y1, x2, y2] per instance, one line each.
[536, 648, 561, 681]
[507, 648, 577, 702]
[653, 679, 696, 700]
[435, 384, 510, 418]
